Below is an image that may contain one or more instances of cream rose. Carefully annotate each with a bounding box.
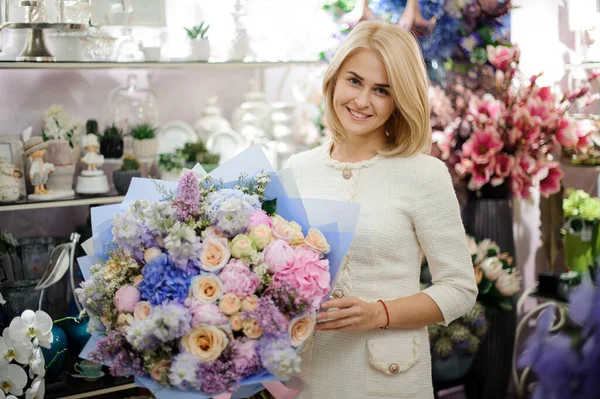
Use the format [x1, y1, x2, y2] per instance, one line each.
[144, 247, 163, 264]
[230, 313, 243, 332]
[289, 221, 305, 245]
[218, 293, 242, 315]
[241, 295, 259, 312]
[304, 228, 330, 254]
[134, 301, 152, 321]
[230, 234, 255, 259]
[150, 360, 170, 382]
[181, 324, 229, 362]
[202, 226, 226, 240]
[480, 257, 503, 281]
[200, 237, 231, 272]
[133, 274, 144, 287]
[190, 274, 224, 303]
[242, 319, 263, 339]
[271, 215, 295, 242]
[249, 225, 273, 250]
[288, 313, 316, 347]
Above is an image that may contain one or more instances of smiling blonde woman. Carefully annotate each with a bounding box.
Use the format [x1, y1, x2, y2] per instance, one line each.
[286, 21, 477, 399]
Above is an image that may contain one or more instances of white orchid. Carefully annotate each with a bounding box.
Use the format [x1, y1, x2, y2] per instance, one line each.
[0, 364, 28, 396]
[0, 391, 18, 399]
[27, 349, 44, 379]
[0, 294, 5, 306]
[0, 329, 32, 366]
[9, 311, 53, 349]
[25, 377, 44, 399]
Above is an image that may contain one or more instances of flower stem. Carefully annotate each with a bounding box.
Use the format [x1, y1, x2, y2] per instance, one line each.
[45, 349, 67, 370]
[53, 316, 79, 324]
[260, 391, 270, 399]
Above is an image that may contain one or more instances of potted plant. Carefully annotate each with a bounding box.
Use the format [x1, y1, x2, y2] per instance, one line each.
[562, 189, 600, 275]
[158, 153, 185, 181]
[177, 142, 220, 172]
[112, 155, 140, 195]
[99, 123, 124, 159]
[130, 123, 158, 159]
[184, 22, 210, 62]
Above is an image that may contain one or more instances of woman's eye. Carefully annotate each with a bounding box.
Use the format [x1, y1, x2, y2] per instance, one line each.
[375, 88, 389, 95]
[348, 78, 360, 85]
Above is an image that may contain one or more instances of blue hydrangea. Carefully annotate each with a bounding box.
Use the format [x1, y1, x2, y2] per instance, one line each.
[257, 335, 300, 381]
[203, 189, 260, 236]
[138, 253, 194, 305]
[125, 302, 191, 351]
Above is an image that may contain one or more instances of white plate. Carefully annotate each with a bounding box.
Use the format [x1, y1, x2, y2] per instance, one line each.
[67, 371, 105, 381]
[206, 130, 247, 164]
[157, 120, 198, 154]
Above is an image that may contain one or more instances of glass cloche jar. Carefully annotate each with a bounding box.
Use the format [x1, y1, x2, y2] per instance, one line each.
[231, 80, 271, 145]
[104, 74, 160, 133]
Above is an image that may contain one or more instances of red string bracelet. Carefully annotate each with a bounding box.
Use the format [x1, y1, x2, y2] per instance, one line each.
[377, 300, 390, 330]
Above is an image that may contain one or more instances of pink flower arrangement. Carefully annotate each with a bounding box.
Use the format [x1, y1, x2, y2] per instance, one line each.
[430, 44, 598, 199]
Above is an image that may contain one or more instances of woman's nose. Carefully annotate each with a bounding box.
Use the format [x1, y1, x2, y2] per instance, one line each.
[354, 88, 371, 109]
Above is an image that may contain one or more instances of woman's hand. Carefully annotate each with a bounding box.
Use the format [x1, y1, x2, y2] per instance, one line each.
[315, 296, 385, 332]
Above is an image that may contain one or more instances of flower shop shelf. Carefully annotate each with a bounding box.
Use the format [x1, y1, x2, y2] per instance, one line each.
[45, 375, 136, 399]
[0, 195, 125, 212]
[0, 60, 326, 70]
[565, 62, 600, 69]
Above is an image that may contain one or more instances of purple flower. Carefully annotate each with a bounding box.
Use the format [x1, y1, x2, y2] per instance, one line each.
[138, 254, 194, 305]
[266, 280, 312, 317]
[257, 335, 300, 381]
[219, 259, 260, 298]
[125, 302, 191, 351]
[203, 189, 261, 237]
[245, 296, 289, 337]
[198, 349, 241, 395]
[517, 304, 556, 369]
[231, 339, 262, 379]
[169, 352, 202, 390]
[88, 331, 145, 377]
[173, 171, 201, 222]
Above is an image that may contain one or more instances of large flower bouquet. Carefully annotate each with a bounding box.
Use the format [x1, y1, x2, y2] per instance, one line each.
[75, 147, 358, 398]
[467, 235, 520, 311]
[517, 270, 600, 399]
[430, 44, 598, 200]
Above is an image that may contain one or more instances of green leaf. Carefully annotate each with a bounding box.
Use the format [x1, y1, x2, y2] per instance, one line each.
[497, 298, 513, 311]
[487, 248, 498, 257]
[262, 198, 277, 216]
[478, 278, 493, 295]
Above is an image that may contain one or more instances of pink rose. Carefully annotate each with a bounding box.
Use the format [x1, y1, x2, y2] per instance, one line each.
[274, 246, 330, 307]
[218, 259, 260, 298]
[113, 285, 141, 313]
[263, 240, 295, 273]
[249, 210, 273, 228]
[144, 247, 162, 264]
[184, 297, 229, 327]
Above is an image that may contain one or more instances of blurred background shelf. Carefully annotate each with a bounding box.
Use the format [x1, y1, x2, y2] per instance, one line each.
[0, 60, 327, 70]
[0, 195, 124, 212]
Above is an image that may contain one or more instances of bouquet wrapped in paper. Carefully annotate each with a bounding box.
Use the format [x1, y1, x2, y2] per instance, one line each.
[75, 146, 359, 398]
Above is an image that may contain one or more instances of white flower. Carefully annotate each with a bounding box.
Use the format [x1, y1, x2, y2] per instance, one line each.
[466, 236, 478, 258]
[25, 377, 44, 399]
[0, 328, 32, 365]
[495, 272, 521, 297]
[0, 364, 28, 395]
[28, 348, 44, 379]
[9, 311, 53, 348]
[480, 257, 503, 281]
[0, 294, 5, 306]
[0, 391, 17, 399]
[477, 239, 500, 261]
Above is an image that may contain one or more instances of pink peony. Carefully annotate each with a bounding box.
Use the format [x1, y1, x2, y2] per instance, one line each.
[248, 210, 273, 228]
[273, 246, 330, 307]
[263, 240, 295, 273]
[113, 285, 140, 313]
[218, 259, 260, 298]
[494, 153, 514, 179]
[467, 161, 495, 190]
[469, 93, 503, 123]
[184, 297, 228, 327]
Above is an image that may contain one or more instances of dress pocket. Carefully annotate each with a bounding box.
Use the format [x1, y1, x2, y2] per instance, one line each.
[365, 330, 421, 397]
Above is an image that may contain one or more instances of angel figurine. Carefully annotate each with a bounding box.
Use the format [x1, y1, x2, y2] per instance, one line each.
[81, 134, 105, 171]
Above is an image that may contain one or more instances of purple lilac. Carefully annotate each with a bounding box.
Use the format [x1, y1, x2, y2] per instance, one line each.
[257, 335, 300, 381]
[266, 280, 312, 317]
[231, 339, 262, 379]
[198, 350, 241, 395]
[244, 296, 289, 336]
[88, 331, 145, 377]
[125, 302, 191, 351]
[173, 171, 201, 222]
[138, 254, 194, 305]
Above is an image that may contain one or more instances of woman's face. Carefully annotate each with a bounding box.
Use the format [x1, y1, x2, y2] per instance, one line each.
[333, 49, 395, 139]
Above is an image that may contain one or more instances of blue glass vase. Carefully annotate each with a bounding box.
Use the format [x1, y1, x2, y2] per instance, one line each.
[41, 325, 68, 383]
[64, 299, 91, 355]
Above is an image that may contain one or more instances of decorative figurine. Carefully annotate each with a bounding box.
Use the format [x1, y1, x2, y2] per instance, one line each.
[0, 155, 20, 203]
[81, 134, 105, 171]
[23, 136, 55, 199]
[75, 134, 110, 195]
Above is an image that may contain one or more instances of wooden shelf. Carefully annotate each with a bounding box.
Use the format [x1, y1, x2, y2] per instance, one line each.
[0, 195, 124, 212]
[0, 60, 326, 70]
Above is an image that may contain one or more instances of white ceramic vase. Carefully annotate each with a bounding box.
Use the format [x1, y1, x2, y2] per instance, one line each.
[188, 39, 210, 62]
[133, 138, 158, 160]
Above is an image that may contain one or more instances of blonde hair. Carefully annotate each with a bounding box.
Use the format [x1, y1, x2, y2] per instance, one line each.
[323, 21, 431, 157]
